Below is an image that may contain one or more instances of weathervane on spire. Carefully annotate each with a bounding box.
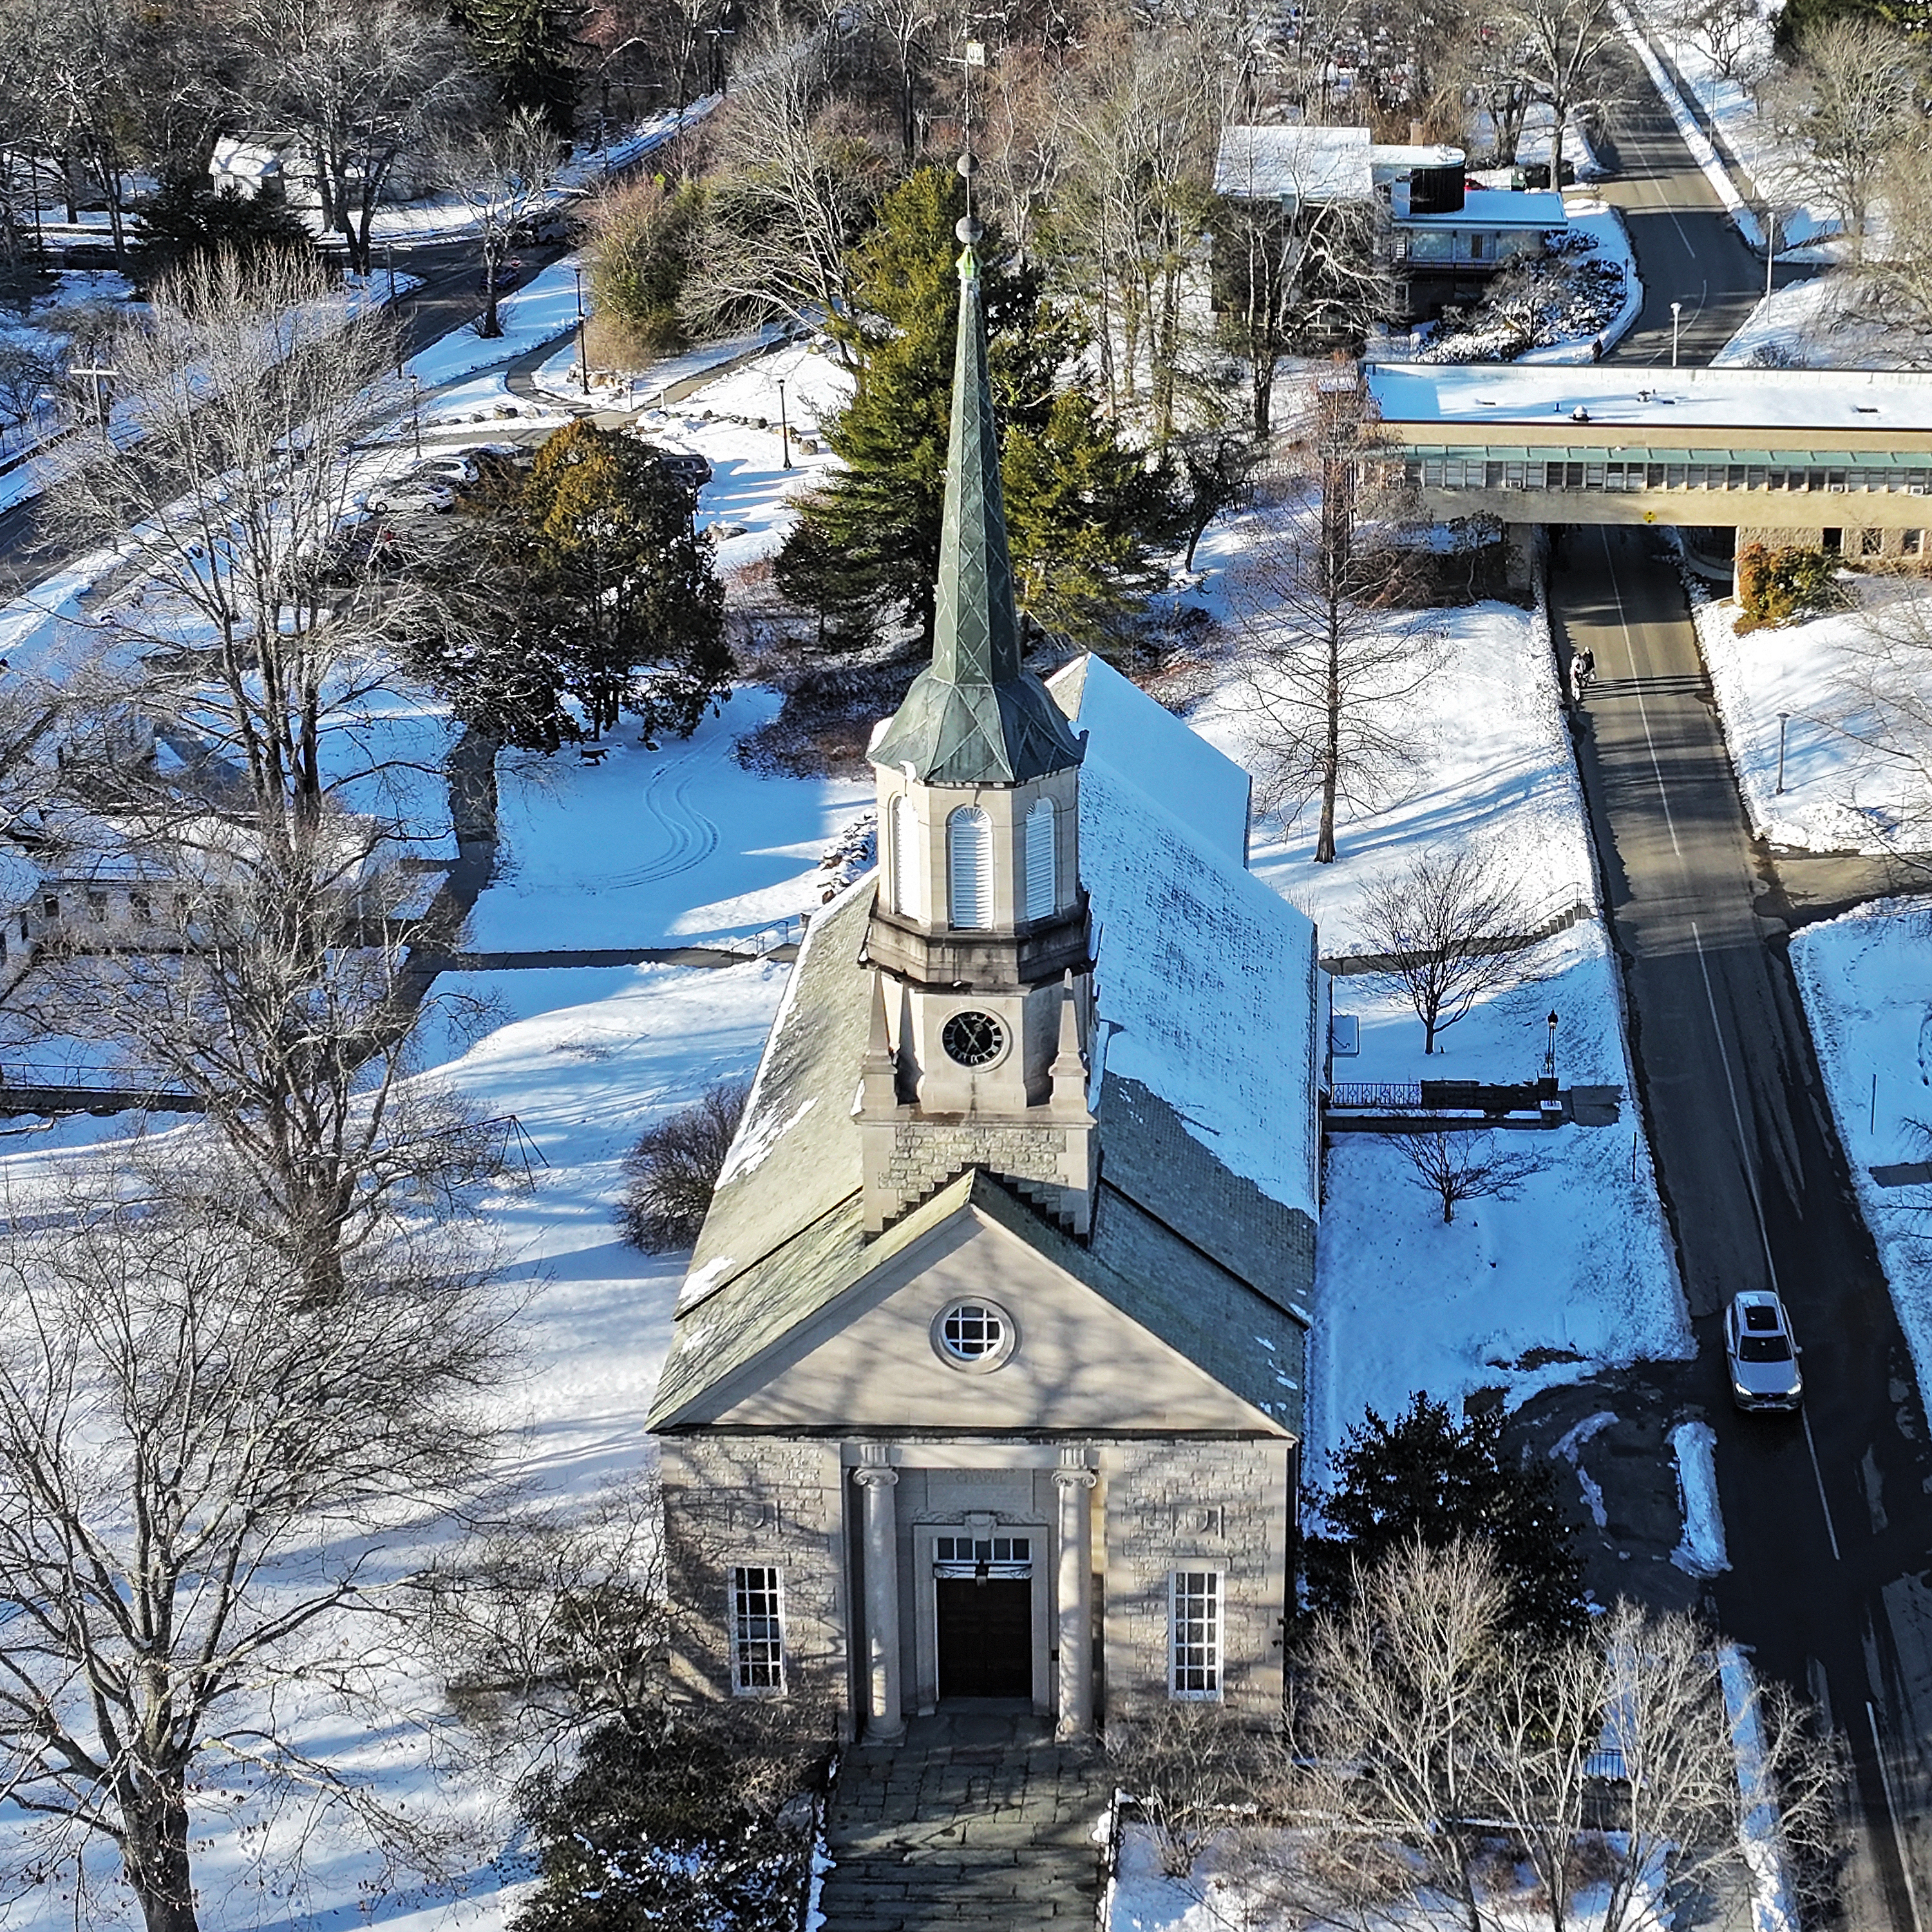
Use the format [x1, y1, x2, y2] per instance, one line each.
[954, 25, 987, 251]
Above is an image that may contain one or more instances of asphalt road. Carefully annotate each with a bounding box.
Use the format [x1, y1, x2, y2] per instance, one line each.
[1556, 522, 1932, 1932]
[1591, 57, 1797, 368]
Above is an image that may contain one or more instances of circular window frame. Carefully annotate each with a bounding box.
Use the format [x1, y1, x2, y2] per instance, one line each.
[941, 1008, 1009, 1070]
[931, 1298, 1019, 1374]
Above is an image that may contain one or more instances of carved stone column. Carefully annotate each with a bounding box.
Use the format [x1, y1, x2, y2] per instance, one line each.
[853, 1448, 905, 1741]
[1053, 1447, 1098, 1738]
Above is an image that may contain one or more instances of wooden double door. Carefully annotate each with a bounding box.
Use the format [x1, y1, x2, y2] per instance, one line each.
[935, 1577, 1032, 1698]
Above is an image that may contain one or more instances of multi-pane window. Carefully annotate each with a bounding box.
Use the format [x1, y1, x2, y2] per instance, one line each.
[730, 1565, 785, 1695]
[934, 1536, 1031, 1563]
[1170, 1569, 1222, 1700]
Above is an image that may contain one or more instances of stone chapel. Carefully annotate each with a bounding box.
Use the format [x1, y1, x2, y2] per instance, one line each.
[647, 207, 1324, 1741]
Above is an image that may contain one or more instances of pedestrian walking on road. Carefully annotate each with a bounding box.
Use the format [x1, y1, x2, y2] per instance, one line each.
[1569, 647, 1596, 702]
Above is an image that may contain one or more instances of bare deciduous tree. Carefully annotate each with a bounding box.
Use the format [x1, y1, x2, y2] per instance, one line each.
[679, 14, 889, 348]
[1260, 1540, 1842, 1932]
[1397, 1129, 1542, 1222]
[1848, 137, 1932, 351]
[1359, 847, 1535, 1051]
[0, 1159, 506, 1932]
[436, 108, 564, 339]
[617, 1076, 750, 1251]
[1495, 0, 1625, 189]
[234, 0, 478, 274]
[1236, 378, 1441, 864]
[1759, 18, 1925, 256]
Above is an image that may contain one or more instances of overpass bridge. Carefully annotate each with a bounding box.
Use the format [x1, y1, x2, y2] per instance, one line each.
[1364, 363, 1932, 587]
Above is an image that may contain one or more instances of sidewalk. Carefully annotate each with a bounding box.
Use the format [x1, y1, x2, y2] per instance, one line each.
[818, 1707, 1106, 1932]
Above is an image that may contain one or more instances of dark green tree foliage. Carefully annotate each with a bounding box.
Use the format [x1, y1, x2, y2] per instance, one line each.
[1303, 1392, 1587, 1641]
[588, 175, 703, 363]
[415, 426, 730, 748]
[456, 0, 580, 138]
[513, 1716, 820, 1932]
[1002, 388, 1168, 647]
[131, 178, 316, 291]
[778, 166, 1074, 649]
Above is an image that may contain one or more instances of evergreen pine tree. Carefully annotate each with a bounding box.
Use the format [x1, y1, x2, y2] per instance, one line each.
[1302, 1392, 1588, 1640]
[777, 166, 1072, 650]
[132, 175, 316, 292]
[1002, 388, 1169, 648]
[455, 0, 580, 140]
[412, 426, 730, 748]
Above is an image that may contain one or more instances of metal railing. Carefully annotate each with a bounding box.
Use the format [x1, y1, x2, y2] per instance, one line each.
[1329, 1081, 1424, 1111]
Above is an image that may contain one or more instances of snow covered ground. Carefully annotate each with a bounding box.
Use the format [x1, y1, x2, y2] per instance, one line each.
[1180, 509, 1688, 1478]
[1790, 900, 1932, 1397]
[1689, 569, 1932, 855]
[1714, 271, 1917, 372]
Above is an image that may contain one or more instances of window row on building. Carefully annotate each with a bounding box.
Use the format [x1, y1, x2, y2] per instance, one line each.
[1398, 455, 1932, 497]
[723, 1562, 1225, 1700]
[887, 794, 1059, 931]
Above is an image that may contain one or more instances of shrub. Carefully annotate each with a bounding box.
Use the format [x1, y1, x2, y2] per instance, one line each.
[616, 1078, 749, 1251]
[513, 1710, 831, 1932]
[1737, 542, 1842, 629]
[586, 176, 703, 366]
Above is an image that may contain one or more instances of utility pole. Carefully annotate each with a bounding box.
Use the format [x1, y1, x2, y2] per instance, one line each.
[386, 240, 396, 303]
[68, 362, 117, 430]
[1765, 209, 1776, 303]
[408, 375, 423, 461]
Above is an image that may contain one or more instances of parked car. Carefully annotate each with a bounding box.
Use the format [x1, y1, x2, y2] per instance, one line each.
[1724, 1290, 1803, 1411]
[636, 442, 713, 496]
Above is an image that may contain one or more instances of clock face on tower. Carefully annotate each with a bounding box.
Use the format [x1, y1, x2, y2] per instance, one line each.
[941, 1010, 1005, 1067]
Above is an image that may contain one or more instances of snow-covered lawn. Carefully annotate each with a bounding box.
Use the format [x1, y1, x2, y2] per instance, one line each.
[1790, 900, 1932, 1396]
[1179, 515, 1689, 1478]
[1690, 571, 1932, 855]
[1715, 271, 1910, 372]
[473, 689, 872, 952]
[404, 258, 587, 390]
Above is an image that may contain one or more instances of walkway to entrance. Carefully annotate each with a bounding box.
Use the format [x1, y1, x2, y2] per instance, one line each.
[817, 1706, 1107, 1931]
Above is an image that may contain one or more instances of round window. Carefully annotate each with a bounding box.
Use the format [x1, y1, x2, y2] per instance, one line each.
[932, 1298, 1018, 1372]
[942, 1010, 1005, 1067]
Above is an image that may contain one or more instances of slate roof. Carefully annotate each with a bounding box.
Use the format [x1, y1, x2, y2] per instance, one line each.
[649, 664, 1321, 1441]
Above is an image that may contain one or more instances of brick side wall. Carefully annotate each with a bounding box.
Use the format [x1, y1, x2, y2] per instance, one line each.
[659, 1435, 851, 1728]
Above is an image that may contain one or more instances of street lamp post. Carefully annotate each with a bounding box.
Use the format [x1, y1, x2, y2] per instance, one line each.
[1670, 300, 1682, 369]
[1776, 711, 1790, 794]
[1765, 209, 1777, 303]
[386, 240, 395, 303]
[574, 266, 588, 395]
[777, 377, 791, 469]
[408, 375, 423, 462]
[1545, 1009, 1559, 1081]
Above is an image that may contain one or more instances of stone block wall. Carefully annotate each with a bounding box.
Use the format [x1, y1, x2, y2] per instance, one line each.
[860, 1113, 1096, 1231]
[1101, 1437, 1294, 1724]
[659, 1434, 852, 1730]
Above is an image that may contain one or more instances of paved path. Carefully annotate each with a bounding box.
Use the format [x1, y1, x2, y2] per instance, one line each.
[1551, 522, 1932, 1932]
[817, 1709, 1106, 1931]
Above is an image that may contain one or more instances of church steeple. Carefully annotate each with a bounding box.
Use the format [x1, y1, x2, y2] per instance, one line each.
[867, 208, 1084, 788]
[858, 166, 1097, 1239]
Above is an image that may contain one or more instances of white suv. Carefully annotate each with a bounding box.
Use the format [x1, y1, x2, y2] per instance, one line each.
[1724, 1290, 1803, 1412]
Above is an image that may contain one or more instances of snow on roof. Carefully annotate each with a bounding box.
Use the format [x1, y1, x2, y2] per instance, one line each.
[1215, 126, 1372, 203]
[1370, 143, 1464, 171]
[1048, 656, 1249, 867]
[1053, 662, 1320, 1222]
[1368, 361, 1932, 434]
[1396, 188, 1565, 229]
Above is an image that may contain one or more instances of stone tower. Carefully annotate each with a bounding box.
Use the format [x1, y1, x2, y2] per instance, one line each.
[858, 205, 1097, 1236]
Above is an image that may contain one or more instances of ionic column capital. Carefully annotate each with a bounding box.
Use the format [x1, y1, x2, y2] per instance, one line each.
[853, 1464, 900, 1491]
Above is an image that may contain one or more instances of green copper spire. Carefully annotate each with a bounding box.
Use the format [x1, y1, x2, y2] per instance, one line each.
[869, 230, 1084, 788]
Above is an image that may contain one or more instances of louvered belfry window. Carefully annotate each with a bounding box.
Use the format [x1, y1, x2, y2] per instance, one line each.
[891, 792, 921, 918]
[947, 806, 993, 929]
[1023, 797, 1056, 921]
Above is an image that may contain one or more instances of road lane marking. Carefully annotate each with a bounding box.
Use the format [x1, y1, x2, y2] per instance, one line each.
[1598, 531, 1683, 855]
[1690, 921, 1842, 1564]
[1868, 1699, 1926, 1932]
[1802, 1410, 1842, 1561]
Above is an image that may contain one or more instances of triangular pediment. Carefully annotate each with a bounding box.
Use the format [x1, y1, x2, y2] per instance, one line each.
[664, 1182, 1289, 1435]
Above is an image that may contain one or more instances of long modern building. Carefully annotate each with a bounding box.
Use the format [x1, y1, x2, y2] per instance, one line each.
[1366, 362, 1932, 585]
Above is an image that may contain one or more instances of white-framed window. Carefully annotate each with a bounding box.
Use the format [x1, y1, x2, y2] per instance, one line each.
[1023, 797, 1056, 921]
[1169, 1569, 1222, 1700]
[891, 792, 921, 919]
[947, 806, 993, 929]
[730, 1564, 786, 1695]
